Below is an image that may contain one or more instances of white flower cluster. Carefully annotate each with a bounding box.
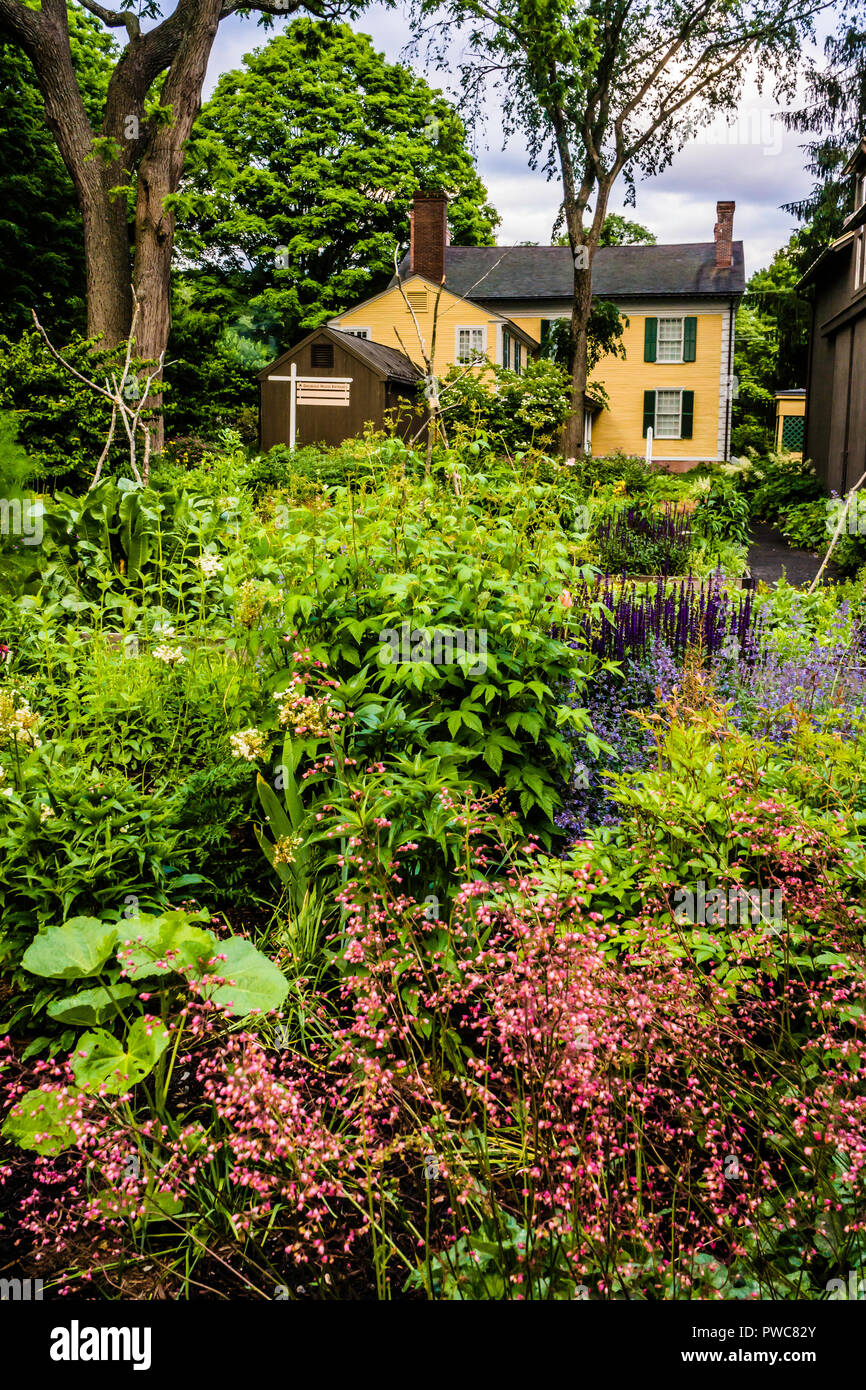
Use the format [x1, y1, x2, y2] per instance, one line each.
[153, 644, 186, 666]
[0, 689, 41, 747]
[229, 728, 266, 762]
[195, 553, 224, 579]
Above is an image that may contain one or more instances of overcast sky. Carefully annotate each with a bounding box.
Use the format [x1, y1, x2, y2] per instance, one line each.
[205, 4, 828, 281]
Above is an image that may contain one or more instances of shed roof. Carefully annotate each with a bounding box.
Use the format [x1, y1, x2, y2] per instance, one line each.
[259, 326, 421, 384]
[395, 242, 745, 300]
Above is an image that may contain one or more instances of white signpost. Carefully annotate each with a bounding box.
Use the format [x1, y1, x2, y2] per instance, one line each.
[645, 425, 653, 467]
[268, 361, 353, 449]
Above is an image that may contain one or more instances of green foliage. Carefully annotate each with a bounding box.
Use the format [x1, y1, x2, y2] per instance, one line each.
[779, 499, 866, 576]
[3, 907, 289, 1144]
[437, 358, 572, 453]
[597, 214, 657, 246]
[0, 10, 115, 339]
[747, 451, 823, 524]
[0, 330, 153, 489]
[691, 479, 751, 546]
[732, 239, 811, 455]
[168, 19, 500, 435]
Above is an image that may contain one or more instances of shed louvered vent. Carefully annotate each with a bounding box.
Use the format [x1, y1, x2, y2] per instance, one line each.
[406, 290, 428, 313]
[311, 343, 334, 368]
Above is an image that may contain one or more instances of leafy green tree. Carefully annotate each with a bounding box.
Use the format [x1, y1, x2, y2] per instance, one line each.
[731, 236, 811, 454]
[0, 9, 114, 337]
[175, 21, 498, 343]
[782, 5, 866, 265]
[0, 0, 363, 448]
[597, 214, 657, 247]
[417, 0, 830, 455]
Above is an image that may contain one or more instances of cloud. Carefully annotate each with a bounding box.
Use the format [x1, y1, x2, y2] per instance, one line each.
[205, 5, 822, 278]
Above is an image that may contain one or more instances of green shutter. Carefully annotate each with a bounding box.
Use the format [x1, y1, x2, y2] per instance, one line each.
[643, 390, 656, 436]
[540, 319, 550, 347]
[644, 317, 658, 362]
[681, 390, 694, 439]
[683, 317, 697, 362]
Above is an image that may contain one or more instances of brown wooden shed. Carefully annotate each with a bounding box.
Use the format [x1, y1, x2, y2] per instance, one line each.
[257, 326, 422, 451]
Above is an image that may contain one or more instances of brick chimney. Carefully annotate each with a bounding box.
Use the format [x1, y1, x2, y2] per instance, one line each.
[409, 192, 448, 283]
[714, 200, 735, 269]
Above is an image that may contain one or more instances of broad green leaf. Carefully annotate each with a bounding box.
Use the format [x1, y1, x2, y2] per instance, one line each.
[72, 1017, 170, 1094]
[47, 983, 137, 1026]
[206, 936, 289, 1016]
[256, 773, 295, 838]
[116, 913, 217, 982]
[22, 918, 118, 980]
[2, 1085, 79, 1154]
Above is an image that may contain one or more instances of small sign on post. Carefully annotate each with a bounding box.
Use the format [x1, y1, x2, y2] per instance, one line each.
[268, 364, 354, 450]
[645, 425, 653, 467]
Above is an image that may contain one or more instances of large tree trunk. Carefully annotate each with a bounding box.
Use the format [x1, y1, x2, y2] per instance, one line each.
[563, 255, 594, 458]
[130, 0, 224, 450]
[82, 170, 133, 346]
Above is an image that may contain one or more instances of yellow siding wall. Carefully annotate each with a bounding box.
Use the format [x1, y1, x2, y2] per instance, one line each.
[333, 277, 498, 380]
[508, 316, 543, 345]
[507, 310, 725, 460]
[336, 287, 729, 461]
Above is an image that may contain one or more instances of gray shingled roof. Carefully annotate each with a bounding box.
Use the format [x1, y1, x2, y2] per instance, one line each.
[401, 242, 745, 300]
[330, 329, 421, 383]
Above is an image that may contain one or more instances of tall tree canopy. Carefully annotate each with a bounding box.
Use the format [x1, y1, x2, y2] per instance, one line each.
[732, 236, 812, 454]
[417, 0, 836, 454]
[782, 2, 866, 265]
[176, 20, 499, 341]
[0, 8, 114, 337]
[0, 0, 363, 443]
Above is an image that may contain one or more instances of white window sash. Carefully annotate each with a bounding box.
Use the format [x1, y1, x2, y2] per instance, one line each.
[456, 326, 487, 362]
[656, 317, 685, 363]
[655, 389, 682, 438]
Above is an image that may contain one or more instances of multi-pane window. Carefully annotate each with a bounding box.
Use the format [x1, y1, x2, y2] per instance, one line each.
[855, 232, 866, 292]
[514, 340, 522, 374]
[502, 332, 511, 369]
[654, 389, 682, 438]
[457, 327, 486, 362]
[346, 328, 370, 339]
[656, 317, 684, 362]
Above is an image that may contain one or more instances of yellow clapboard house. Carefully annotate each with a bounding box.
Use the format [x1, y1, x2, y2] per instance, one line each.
[328, 193, 745, 467]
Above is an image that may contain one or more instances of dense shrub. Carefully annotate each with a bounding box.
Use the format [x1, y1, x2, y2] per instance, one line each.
[437, 358, 571, 453]
[747, 450, 823, 523]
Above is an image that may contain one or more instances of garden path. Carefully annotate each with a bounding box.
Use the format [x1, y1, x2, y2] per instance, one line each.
[747, 522, 841, 587]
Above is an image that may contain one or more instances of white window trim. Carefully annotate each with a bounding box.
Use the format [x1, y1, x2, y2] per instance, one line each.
[654, 388, 684, 439]
[855, 232, 866, 292]
[656, 316, 686, 364]
[455, 325, 488, 363]
[343, 327, 371, 339]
